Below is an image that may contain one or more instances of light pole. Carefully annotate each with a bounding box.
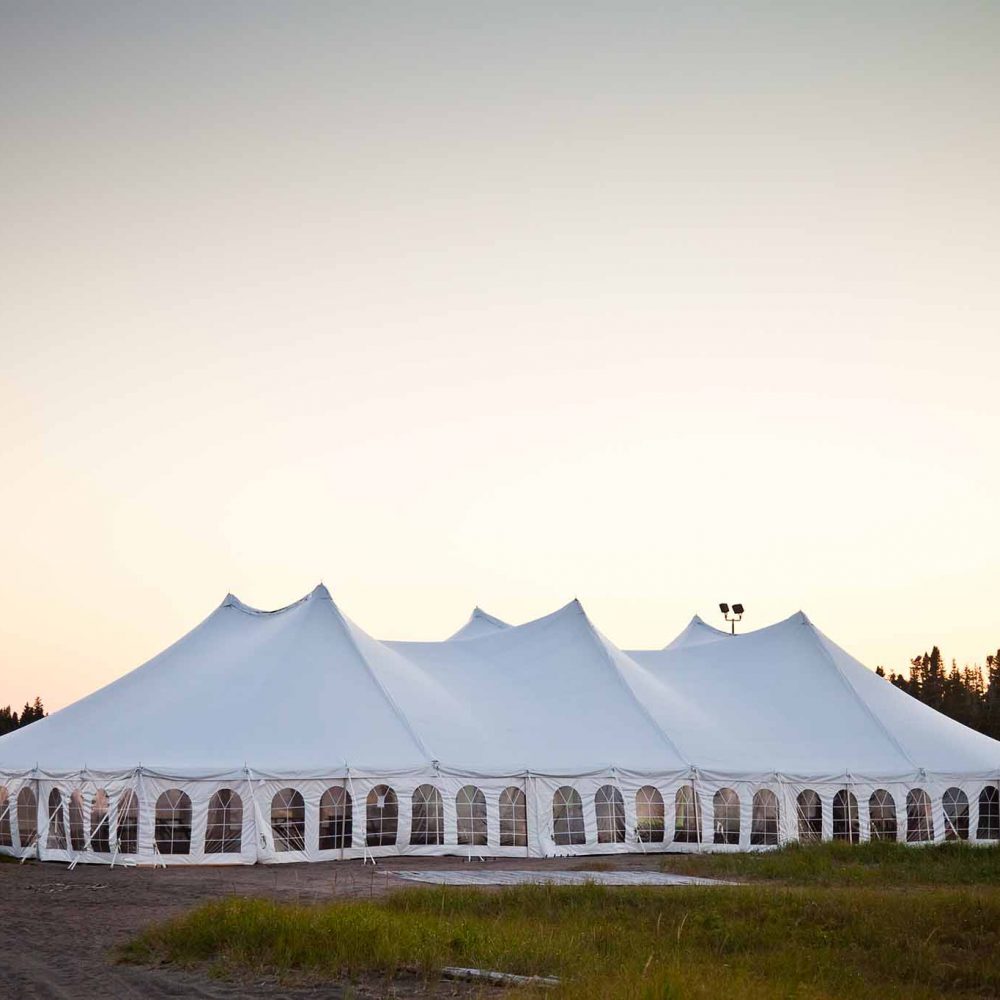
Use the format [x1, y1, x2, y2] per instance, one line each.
[719, 603, 744, 635]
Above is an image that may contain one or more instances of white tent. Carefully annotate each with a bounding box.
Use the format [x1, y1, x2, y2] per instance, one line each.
[1, 584, 997, 865]
[447, 607, 510, 640]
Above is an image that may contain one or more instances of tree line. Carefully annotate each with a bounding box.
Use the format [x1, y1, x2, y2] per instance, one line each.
[876, 646, 1000, 740]
[0, 697, 47, 737]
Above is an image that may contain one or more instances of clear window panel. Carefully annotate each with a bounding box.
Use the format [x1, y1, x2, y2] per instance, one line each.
[674, 786, 701, 844]
[154, 789, 192, 855]
[499, 786, 527, 847]
[750, 789, 779, 846]
[206, 788, 244, 854]
[595, 785, 626, 844]
[456, 786, 488, 846]
[271, 788, 305, 852]
[797, 790, 822, 843]
[942, 787, 969, 841]
[906, 788, 934, 843]
[868, 789, 896, 841]
[552, 786, 586, 846]
[366, 785, 398, 847]
[713, 788, 740, 845]
[977, 786, 999, 841]
[69, 790, 86, 851]
[318, 786, 352, 851]
[410, 785, 443, 846]
[90, 790, 110, 853]
[47, 789, 67, 850]
[116, 790, 139, 854]
[0, 787, 11, 848]
[636, 786, 665, 843]
[832, 790, 860, 843]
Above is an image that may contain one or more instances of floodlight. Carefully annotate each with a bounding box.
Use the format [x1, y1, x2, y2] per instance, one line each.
[719, 601, 746, 635]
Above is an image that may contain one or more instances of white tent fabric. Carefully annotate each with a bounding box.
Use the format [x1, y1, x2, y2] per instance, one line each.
[660, 614, 730, 650]
[447, 607, 510, 641]
[1, 585, 997, 866]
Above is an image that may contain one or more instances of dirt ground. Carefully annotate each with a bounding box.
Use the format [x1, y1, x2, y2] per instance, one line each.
[1, 853, 669, 999]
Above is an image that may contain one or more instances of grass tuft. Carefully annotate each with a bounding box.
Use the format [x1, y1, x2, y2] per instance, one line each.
[659, 839, 1000, 886]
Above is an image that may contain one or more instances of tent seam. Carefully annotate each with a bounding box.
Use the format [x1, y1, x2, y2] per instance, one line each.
[805, 619, 920, 772]
[578, 607, 694, 769]
[324, 597, 435, 764]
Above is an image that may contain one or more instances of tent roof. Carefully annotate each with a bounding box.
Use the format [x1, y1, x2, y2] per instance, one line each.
[0, 585, 430, 775]
[659, 614, 730, 650]
[447, 607, 510, 641]
[625, 613, 1000, 775]
[2, 587, 997, 779]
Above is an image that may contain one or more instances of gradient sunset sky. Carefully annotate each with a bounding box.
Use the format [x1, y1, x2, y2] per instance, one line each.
[2, 2, 999, 712]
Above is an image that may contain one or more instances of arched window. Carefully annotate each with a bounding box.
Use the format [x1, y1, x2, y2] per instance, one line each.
[154, 789, 192, 855]
[457, 786, 488, 846]
[69, 790, 86, 851]
[552, 786, 585, 846]
[499, 786, 527, 847]
[977, 785, 999, 841]
[595, 785, 626, 844]
[47, 788, 66, 849]
[713, 788, 740, 845]
[410, 785, 443, 845]
[943, 787, 969, 841]
[318, 786, 352, 851]
[674, 786, 701, 843]
[366, 785, 398, 847]
[206, 788, 243, 854]
[832, 790, 859, 843]
[116, 790, 138, 854]
[636, 786, 665, 843]
[16, 787, 37, 849]
[0, 787, 11, 848]
[750, 789, 779, 846]
[906, 788, 934, 843]
[868, 789, 896, 841]
[796, 789, 822, 842]
[271, 788, 305, 852]
[90, 790, 110, 853]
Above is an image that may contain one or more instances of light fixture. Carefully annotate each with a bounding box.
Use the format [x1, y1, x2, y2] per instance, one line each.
[719, 603, 745, 635]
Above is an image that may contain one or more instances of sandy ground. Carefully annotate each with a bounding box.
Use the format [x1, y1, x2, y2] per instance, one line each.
[1, 853, 671, 999]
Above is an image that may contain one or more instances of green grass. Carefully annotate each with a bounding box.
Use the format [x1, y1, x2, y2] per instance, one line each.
[658, 839, 1000, 886]
[123, 851, 1000, 999]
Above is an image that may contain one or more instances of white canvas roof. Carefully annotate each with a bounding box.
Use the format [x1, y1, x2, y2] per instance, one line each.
[660, 614, 730, 650]
[1, 586, 997, 781]
[625, 613, 1000, 777]
[447, 607, 510, 641]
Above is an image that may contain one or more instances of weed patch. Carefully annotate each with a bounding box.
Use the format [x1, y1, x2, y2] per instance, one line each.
[124, 874, 1000, 998]
[659, 840, 1000, 886]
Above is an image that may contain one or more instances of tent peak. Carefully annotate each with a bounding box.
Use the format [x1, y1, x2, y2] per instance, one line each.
[471, 606, 500, 620]
[310, 583, 332, 601]
[448, 606, 510, 640]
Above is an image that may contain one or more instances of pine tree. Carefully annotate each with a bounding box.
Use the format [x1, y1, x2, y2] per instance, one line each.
[984, 651, 1000, 740]
[0, 705, 17, 736]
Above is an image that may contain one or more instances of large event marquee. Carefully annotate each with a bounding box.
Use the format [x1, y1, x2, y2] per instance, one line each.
[1, 584, 997, 865]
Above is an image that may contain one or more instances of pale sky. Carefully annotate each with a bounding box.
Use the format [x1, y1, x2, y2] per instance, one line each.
[2, 2, 999, 713]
